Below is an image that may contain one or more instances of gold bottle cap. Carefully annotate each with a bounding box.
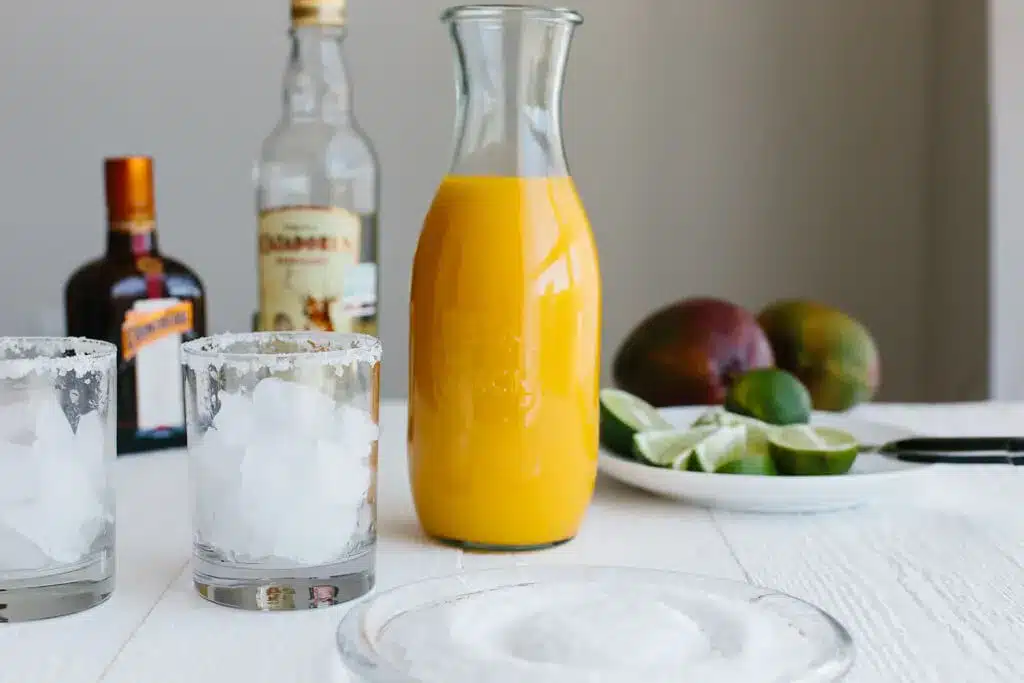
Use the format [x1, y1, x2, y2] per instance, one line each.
[105, 156, 156, 233]
[291, 0, 346, 27]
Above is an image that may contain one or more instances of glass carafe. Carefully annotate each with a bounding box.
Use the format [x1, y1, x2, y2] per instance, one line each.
[409, 5, 601, 550]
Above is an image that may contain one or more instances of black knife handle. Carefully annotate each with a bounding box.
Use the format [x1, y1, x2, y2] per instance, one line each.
[893, 451, 1024, 465]
[879, 437, 1024, 465]
[880, 437, 1024, 453]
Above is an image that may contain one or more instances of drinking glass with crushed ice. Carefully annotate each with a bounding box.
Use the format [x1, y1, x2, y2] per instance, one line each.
[0, 337, 117, 622]
[181, 332, 381, 611]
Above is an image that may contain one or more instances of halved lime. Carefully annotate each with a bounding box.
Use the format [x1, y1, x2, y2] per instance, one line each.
[632, 425, 722, 469]
[768, 425, 859, 475]
[600, 388, 673, 456]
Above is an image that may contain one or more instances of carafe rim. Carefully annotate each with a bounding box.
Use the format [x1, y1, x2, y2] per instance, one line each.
[441, 4, 582, 26]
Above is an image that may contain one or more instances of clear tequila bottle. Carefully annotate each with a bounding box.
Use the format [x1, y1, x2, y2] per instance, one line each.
[256, 0, 379, 336]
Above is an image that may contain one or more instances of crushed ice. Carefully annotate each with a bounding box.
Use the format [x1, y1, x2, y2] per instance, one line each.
[191, 377, 377, 566]
[0, 394, 108, 570]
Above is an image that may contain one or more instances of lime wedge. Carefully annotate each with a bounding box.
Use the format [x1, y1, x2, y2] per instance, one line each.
[600, 388, 673, 456]
[768, 425, 859, 476]
[693, 409, 775, 455]
[692, 408, 775, 432]
[632, 425, 723, 469]
[683, 425, 778, 475]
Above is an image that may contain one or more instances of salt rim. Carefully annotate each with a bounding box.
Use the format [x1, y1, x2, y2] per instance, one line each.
[181, 332, 382, 373]
[0, 337, 117, 380]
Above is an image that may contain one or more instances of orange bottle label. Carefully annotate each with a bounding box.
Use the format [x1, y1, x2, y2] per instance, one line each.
[122, 298, 194, 432]
[122, 300, 193, 362]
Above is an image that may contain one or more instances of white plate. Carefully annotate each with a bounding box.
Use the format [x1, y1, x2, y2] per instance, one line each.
[598, 406, 935, 513]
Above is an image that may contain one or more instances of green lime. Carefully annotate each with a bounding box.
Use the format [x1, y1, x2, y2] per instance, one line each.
[768, 425, 859, 475]
[724, 368, 812, 426]
[600, 388, 673, 456]
[632, 425, 722, 469]
[713, 453, 778, 475]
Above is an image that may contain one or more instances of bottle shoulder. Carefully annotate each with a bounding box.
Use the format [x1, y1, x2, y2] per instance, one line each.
[160, 254, 201, 278]
[68, 255, 204, 298]
[65, 256, 107, 290]
[159, 256, 206, 297]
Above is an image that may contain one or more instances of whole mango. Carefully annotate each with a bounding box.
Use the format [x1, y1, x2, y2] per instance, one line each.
[756, 299, 880, 412]
[612, 297, 775, 408]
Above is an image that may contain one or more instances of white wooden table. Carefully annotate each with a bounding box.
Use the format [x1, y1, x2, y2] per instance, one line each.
[2, 400, 1024, 682]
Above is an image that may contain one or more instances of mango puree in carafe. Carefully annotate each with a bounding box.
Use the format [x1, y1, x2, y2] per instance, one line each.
[408, 175, 601, 548]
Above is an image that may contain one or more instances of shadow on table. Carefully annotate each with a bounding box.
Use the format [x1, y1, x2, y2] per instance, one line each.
[375, 514, 433, 545]
[593, 471, 684, 508]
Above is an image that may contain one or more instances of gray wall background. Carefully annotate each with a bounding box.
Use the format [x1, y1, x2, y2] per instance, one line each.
[991, 0, 1024, 400]
[0, 0, 989, 401]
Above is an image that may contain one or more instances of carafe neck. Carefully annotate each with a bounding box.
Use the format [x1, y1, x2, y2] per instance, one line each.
[282, 26, 352, 124]
[446, 7, 581, 178]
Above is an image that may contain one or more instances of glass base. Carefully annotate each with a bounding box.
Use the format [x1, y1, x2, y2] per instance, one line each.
[193, 549, 374, 611]
[433, 535, 575, 553]
[0, 549, 114, 622]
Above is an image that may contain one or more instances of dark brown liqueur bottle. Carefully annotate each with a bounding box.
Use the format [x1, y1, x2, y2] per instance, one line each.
[64, 157, 206, 455]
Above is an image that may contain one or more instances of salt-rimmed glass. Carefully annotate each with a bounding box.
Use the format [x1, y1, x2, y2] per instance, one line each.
[0, 337, 116, 622]
[337, 566, 855, 682]
[181, 332, 381, 611]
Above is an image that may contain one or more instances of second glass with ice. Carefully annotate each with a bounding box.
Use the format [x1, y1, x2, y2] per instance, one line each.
[0, 337, 116, 621]
[181, 332, 381, 610]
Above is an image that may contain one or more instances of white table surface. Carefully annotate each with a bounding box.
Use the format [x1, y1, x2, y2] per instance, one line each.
[3, 400, 1024, 682]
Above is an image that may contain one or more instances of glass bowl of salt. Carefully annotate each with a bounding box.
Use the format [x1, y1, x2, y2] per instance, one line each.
[336, 565, 854, 682]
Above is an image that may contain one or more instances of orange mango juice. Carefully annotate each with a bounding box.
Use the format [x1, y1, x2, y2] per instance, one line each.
[408, 175, 601, 548]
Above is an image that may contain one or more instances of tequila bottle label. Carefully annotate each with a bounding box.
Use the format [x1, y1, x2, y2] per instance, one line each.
[258, 206, 372, 334]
